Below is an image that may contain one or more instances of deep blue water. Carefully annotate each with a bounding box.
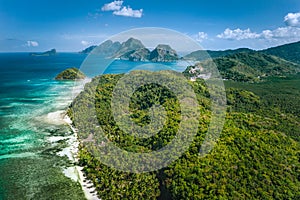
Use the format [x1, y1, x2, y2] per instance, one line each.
[0, 53, 187, 199]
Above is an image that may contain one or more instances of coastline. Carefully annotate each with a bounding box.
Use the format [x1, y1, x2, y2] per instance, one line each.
[48, 77, 99, 200]
[61, 114, 100, 200]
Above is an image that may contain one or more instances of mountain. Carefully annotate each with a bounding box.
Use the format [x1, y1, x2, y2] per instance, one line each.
[261, 41, 300, 64]
[149, 44, 179, 62]
[79, 45, 97, 54]
[114, 38, 145, 58]
[55, 67, 85, 80]
[119, 48, 150, 61]
[29, 49, 56, 56]
[80, 40, 121, 57]
[184, 48, 254, 61]
[185, 52, 300, 82]
[79, 38, 179, 62]
[119, 43, 179, 62]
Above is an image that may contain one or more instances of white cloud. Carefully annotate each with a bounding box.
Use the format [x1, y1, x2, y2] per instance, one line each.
[26, 40, 39, 47]
[113, 6, 143, 18]
[101, 1, 143, 18]
[101, 1, 123, 11]
[217, 26, 300, 47]
[81, 40, 91, 46]
[264, 26, 300, 39]
[261, 30, 273, 39]
[284, 12, 300, 27]
[196, 32, 208, 42]
[217, 28, 260, 40]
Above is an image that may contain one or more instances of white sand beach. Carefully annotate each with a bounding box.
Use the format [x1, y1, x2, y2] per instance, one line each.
[57, 114, 100, 200]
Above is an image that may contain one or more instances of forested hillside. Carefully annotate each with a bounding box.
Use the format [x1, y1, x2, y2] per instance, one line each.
[262, 41, 300, 64]
[68, 71, 300, 199]
[184, 52, 300, 82]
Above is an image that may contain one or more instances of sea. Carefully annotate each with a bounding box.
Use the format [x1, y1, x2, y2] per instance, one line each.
[0, 53, 186, 199]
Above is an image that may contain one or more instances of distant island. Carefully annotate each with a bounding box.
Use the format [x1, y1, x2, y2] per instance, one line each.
[55, 67, 86, 80]
[29, 49, 57, 56]
[80, 38, 179, 62]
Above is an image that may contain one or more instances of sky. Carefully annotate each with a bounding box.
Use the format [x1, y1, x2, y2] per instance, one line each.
[0, 0, 300, 52]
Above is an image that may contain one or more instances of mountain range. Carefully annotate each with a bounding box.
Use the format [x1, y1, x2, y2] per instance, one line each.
[80, 38, 179, 62]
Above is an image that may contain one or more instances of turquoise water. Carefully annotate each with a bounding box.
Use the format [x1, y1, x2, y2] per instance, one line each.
[0, 53, 87, 199]
[0, 53, 187, 199]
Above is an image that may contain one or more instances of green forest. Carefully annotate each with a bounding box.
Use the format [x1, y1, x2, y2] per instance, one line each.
[55, 67, 86, 80]
[184, 52, 300, 83]
[67, 67, 300, 199]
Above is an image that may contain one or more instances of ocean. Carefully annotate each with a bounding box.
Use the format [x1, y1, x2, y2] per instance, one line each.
[0, 53, 185, 199]
[0, 53, 88, 199]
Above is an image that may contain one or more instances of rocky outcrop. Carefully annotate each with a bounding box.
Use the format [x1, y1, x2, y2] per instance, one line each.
[80, 40, 121, 57]
[79, 38, 179, 62]
[149, 44, 178, 62]
[120, 48, 150, 61]
[114, 38, 146, 58]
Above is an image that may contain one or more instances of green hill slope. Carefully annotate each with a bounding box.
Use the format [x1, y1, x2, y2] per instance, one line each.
[55, 67, 85, 80]
[261, 41, 300, 64]
[185, 52, 300, 82]
[68, 72, 300, 199]
[184, 48, 254, 61]
[184, 40, 300, 65]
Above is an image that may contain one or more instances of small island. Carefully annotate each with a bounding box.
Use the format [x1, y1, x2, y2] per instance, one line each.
[55, 67, 86, 80]
[29, 49, 57, 56]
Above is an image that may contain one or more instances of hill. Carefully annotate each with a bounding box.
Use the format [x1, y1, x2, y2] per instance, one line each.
[261, 41, 300, 64]
[185, 52, 300, 82]
[68, 72, 300, 199]
[184, 41, 300, 65]
[184, 48, 254, 61]
[55, 67, 85, 80]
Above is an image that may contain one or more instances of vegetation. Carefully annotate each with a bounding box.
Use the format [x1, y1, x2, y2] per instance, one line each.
[184, 40, 300, 64]
[184, 48, 254, 61]
[55, 67, 86, 80]
[262, 41, 300, 64]
[184, 52, 300, 82]
[79, 38, 179, 62]
[68, 69, 300, 199]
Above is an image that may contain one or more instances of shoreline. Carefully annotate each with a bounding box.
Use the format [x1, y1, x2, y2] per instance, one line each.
[62, 114, 100, 200]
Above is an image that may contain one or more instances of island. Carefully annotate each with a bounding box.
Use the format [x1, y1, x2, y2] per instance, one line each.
[79, 38, 179, 62]
[55, 68, 86, 80]
[29, 49, 57, 56]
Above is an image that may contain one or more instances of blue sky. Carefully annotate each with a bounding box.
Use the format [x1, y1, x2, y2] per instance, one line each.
[0, 0, 300, 51]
